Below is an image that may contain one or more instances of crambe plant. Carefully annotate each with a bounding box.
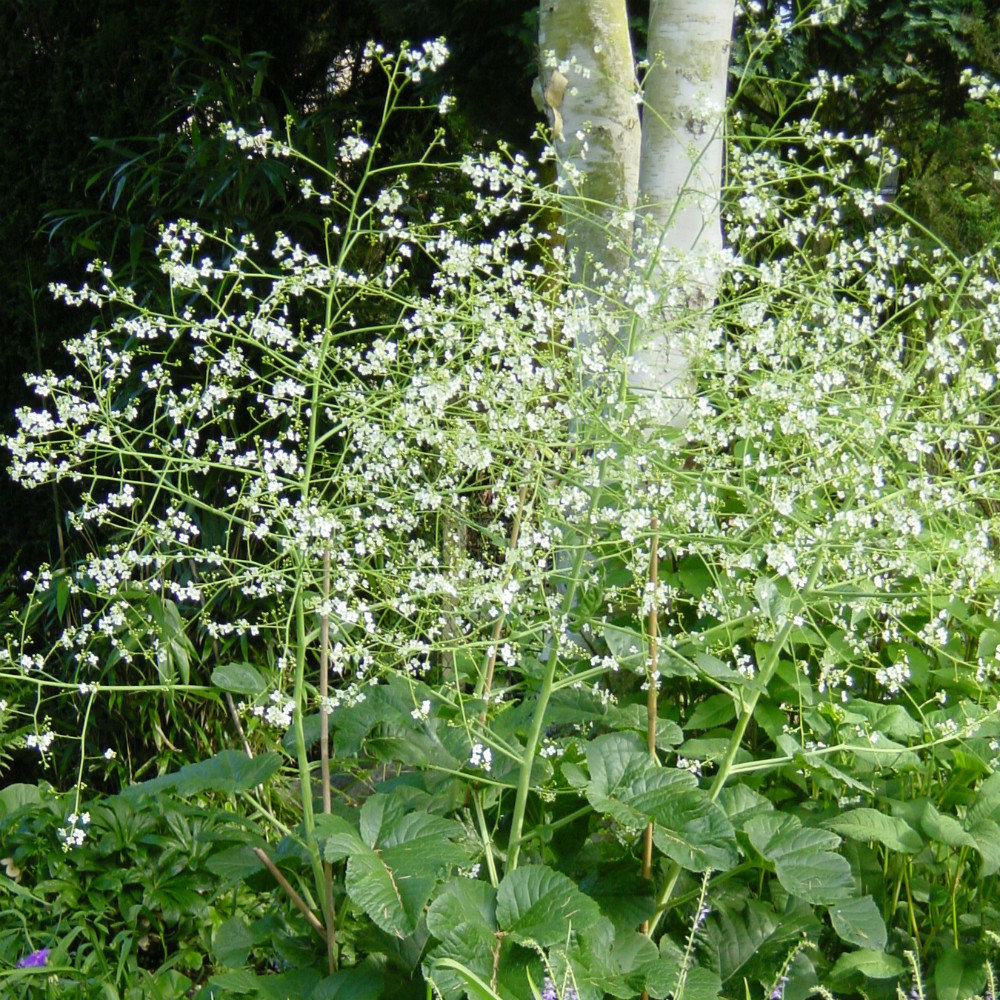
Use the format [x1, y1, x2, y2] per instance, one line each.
[5, 31, 1000, 1000]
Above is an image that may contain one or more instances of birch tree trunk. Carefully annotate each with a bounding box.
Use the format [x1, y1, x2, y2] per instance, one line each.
[631, 0, 736, 425]
[537, 0, 736, 422]
[536, 0, 640, 355]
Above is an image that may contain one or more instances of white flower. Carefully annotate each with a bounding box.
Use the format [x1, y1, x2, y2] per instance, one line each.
[58, 812, 91, 851]
[26, 731, 55, 754]
[469, 743, 492, 772]
[338, 136, 371, 164]
[252, 690, 295, 730]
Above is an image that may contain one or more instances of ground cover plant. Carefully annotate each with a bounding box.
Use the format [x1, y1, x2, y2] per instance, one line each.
[4, 10, 1000, 1000]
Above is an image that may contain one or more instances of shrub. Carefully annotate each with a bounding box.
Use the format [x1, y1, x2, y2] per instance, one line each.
[5, 30, 1000, 1000]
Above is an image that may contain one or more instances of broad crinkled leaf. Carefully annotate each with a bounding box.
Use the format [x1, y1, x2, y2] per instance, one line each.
[425, 924, 504, 1000]
[965, 773, 1000, 873]
[717, 785, 774, 830]
[746, 814, 840, 859]
[346, 849, 432, 938]
[496, 864, 602, 945]
[774, 853, 853, 904]
[379, 809, 468, 852]
[827, 808, 923, 854]
[649, 791, 738, 872]
[584, 733, 735, 871]
[684, 693, 736, 731]
[828, 950, 904, 983]
[311, 965, 384, 1000]
[847, 700, 923, 739]
[679, 966, 723, 1000]
[745, 813, 852, 903]
[585, 732, 664, 795]
[579, 870, 655, 933]
[698, 900, 819, 985]
[342, 797, 473, 938]
[916, 801, 975, 850]
[968, 772, 1000, 825]
[965, 818, 1000, 875]
[426, 879, 497, 939]
[604, 703, 683, 748]
[318, 814, 367, 863]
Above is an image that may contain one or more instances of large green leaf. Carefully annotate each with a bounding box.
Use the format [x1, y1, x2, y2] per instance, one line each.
[120, 750, 281, 797]
[717, 786, 774, 830]
[0, 783, 41, 819]
[211, 661, 267, 694]
[579, 870, 655, 933]
[965, 773, 1000, 874]
[649, 791, 738, 872]
[745, 813, 852, 903]
[425, 882, 502, 1000]
[319, 814, 368, 863]
[311, 965, 384, 1000]
[677, 966, 723, 1000]
[828, 896, 887, 950]
[338, 795, 473, 938]
[433, 958, 508, 1000]
[827, 808, 923, 854]
[774, 853, 854, 904]
[585, 733, 735, 872]
[828, 950, 904, 983]
[427, 879, 498, 939]
[605, 703, 683, 748]
[934, 948, 986, 1000]
[915, 801, 976, 850]
[699, 900, 819, 985]
[847, 700, 922, 739]
[684, 693, 736, 731]
[968, 772, 1000, 823]
[205, 844, 265, 883]
[496, 865, 602, 945]
[347, 849, 429, 938]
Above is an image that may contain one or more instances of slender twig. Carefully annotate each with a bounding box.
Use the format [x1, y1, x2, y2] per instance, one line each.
[319, 549, 338, 973]
[253, 847, 326, 939]
[478, 479, 531, 723]
[189, 559, 253, 757]
[224, 692, 253, 758]
[640, 518, 659, 941]
[320, 550, 332, 810]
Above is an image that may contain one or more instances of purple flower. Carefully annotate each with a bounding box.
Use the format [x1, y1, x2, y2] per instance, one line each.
[16, 948, 50, 969]
[541, 977, 578, 1000]
[770, 975, 790, 1000]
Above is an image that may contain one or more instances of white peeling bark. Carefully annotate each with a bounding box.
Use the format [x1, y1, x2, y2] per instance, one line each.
[537, 0, 641, 353]
[630, 0, 736, 425]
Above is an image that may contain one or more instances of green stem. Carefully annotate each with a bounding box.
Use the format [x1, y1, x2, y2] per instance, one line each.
[292, 579, 328, 922]
[473, 789, 500, 888]
[505, 512, 596, 872]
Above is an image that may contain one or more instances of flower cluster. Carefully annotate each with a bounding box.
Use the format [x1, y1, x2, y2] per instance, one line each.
[57, 811, 90, 851]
